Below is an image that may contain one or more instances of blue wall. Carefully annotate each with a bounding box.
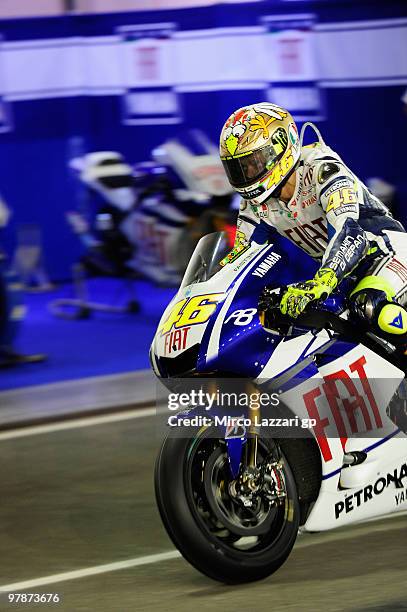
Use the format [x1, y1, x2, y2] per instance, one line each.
[1, 0, 406, 279]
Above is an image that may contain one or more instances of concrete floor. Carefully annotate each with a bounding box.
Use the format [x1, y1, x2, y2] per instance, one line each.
[0, 411, 405, 612]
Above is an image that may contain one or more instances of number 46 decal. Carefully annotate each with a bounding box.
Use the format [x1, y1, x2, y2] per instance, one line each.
[160, 293, 224, 335]
[326, 187, 357, 212]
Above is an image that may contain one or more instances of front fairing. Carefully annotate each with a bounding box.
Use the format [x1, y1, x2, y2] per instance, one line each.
[197, 246, 287, 377]
[151, 231, 354, 380]
[151, 235, 312, 378]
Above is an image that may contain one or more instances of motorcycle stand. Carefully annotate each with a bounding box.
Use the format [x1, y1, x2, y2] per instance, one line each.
[0, 346, 47, 368]
[48, 263, 141, 320]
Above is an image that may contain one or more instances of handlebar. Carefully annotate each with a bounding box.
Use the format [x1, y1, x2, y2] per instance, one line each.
[258, 284, 402, 367]
[258, 285, 346, 334]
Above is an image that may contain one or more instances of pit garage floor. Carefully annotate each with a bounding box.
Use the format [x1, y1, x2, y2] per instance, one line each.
[0, 409, 405, 612]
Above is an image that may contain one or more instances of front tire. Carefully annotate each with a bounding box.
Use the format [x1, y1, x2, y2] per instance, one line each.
[154, 425, 300, 584]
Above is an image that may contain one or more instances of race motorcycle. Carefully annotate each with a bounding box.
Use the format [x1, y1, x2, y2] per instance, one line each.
[151, 231, 407, 584]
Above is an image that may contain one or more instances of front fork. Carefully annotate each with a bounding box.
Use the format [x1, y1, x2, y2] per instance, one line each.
[226, 400, 286, 506]
[247, 403, 260, 468]
[225, 395, 260, 479]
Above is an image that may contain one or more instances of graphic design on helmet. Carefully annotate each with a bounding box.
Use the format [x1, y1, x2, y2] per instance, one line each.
[219, 103, 301, 205]
[224, 122, 247, 156]
[250, 112, 281, 138]
[223, 108, 250, 156]
[271, 127, 288, 156]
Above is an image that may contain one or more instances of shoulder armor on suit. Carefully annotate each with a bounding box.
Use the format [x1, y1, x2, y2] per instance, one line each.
[317, 162, 341, 185]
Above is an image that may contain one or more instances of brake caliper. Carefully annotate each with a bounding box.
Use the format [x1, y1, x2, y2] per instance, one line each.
[229, 460, 286, 508]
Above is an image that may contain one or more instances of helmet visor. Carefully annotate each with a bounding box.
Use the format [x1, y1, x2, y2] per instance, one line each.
[221, 145, 283, 189]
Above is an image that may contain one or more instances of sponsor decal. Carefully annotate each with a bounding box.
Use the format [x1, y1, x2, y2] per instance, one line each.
[303, 355, 382, 462]
[323, 178, 353, 199]
[335, 462, 407, 519]
[251, 202, 269, 218]
[327, 234, 366, 273]
[271, 127, 288, 155]
[232, 249, 261, 272]
[395, 487, 407, 507]
[279, 206, 298, 219]
[220, 243, 250, 265]
[386, 257, 407, 284]
[333, 204, 358, 216]
[302, 194, 317, 209]
[390, 311, 404, 329]
[220, 229, 250, 266]
[303, 167, 314, 187]
[244, 185, 265, 200]
[288, 122, 299, 149]
[284, 217, 328, 254]
[164, 326, 191, 355]
[379, 305, 407, 335]
[252, 252, 282, 278]
[225, 308, 258, 326]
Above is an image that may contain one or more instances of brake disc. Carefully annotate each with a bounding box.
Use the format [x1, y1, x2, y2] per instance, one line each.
[203, 447, 277, 536]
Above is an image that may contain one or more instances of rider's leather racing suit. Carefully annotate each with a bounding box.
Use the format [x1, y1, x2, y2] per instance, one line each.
[234, 138, 407, 341]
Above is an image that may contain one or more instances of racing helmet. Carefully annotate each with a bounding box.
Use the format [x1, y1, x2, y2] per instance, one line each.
[219, 103, 301, 204]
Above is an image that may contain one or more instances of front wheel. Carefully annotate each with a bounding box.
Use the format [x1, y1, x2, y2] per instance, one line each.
[154, 424, 300, 584]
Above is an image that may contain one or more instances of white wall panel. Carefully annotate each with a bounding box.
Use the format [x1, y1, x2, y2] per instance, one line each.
[175, 28, 267, 89]
[83, 37, 125, 93]
[0, 19, 406, 101]
[2, 41, 85, 99]
[0, 0, 64, 18]
[76, 0, 260, 12]
[316, 21, 407, 82]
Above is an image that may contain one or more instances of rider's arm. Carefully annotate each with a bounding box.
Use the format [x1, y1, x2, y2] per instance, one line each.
[316, 161, 369, 284]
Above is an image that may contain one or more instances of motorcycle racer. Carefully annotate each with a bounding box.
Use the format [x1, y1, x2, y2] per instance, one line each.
[219, 102, 407, 345]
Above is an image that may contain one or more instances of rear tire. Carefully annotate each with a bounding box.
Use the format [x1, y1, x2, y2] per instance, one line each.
[154, 425, 300, 584]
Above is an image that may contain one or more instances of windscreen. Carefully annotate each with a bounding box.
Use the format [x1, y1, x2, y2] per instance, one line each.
[180, 232, 230, 289]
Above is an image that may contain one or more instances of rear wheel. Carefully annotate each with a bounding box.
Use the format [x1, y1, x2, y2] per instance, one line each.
[154, 424, 300, 584]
